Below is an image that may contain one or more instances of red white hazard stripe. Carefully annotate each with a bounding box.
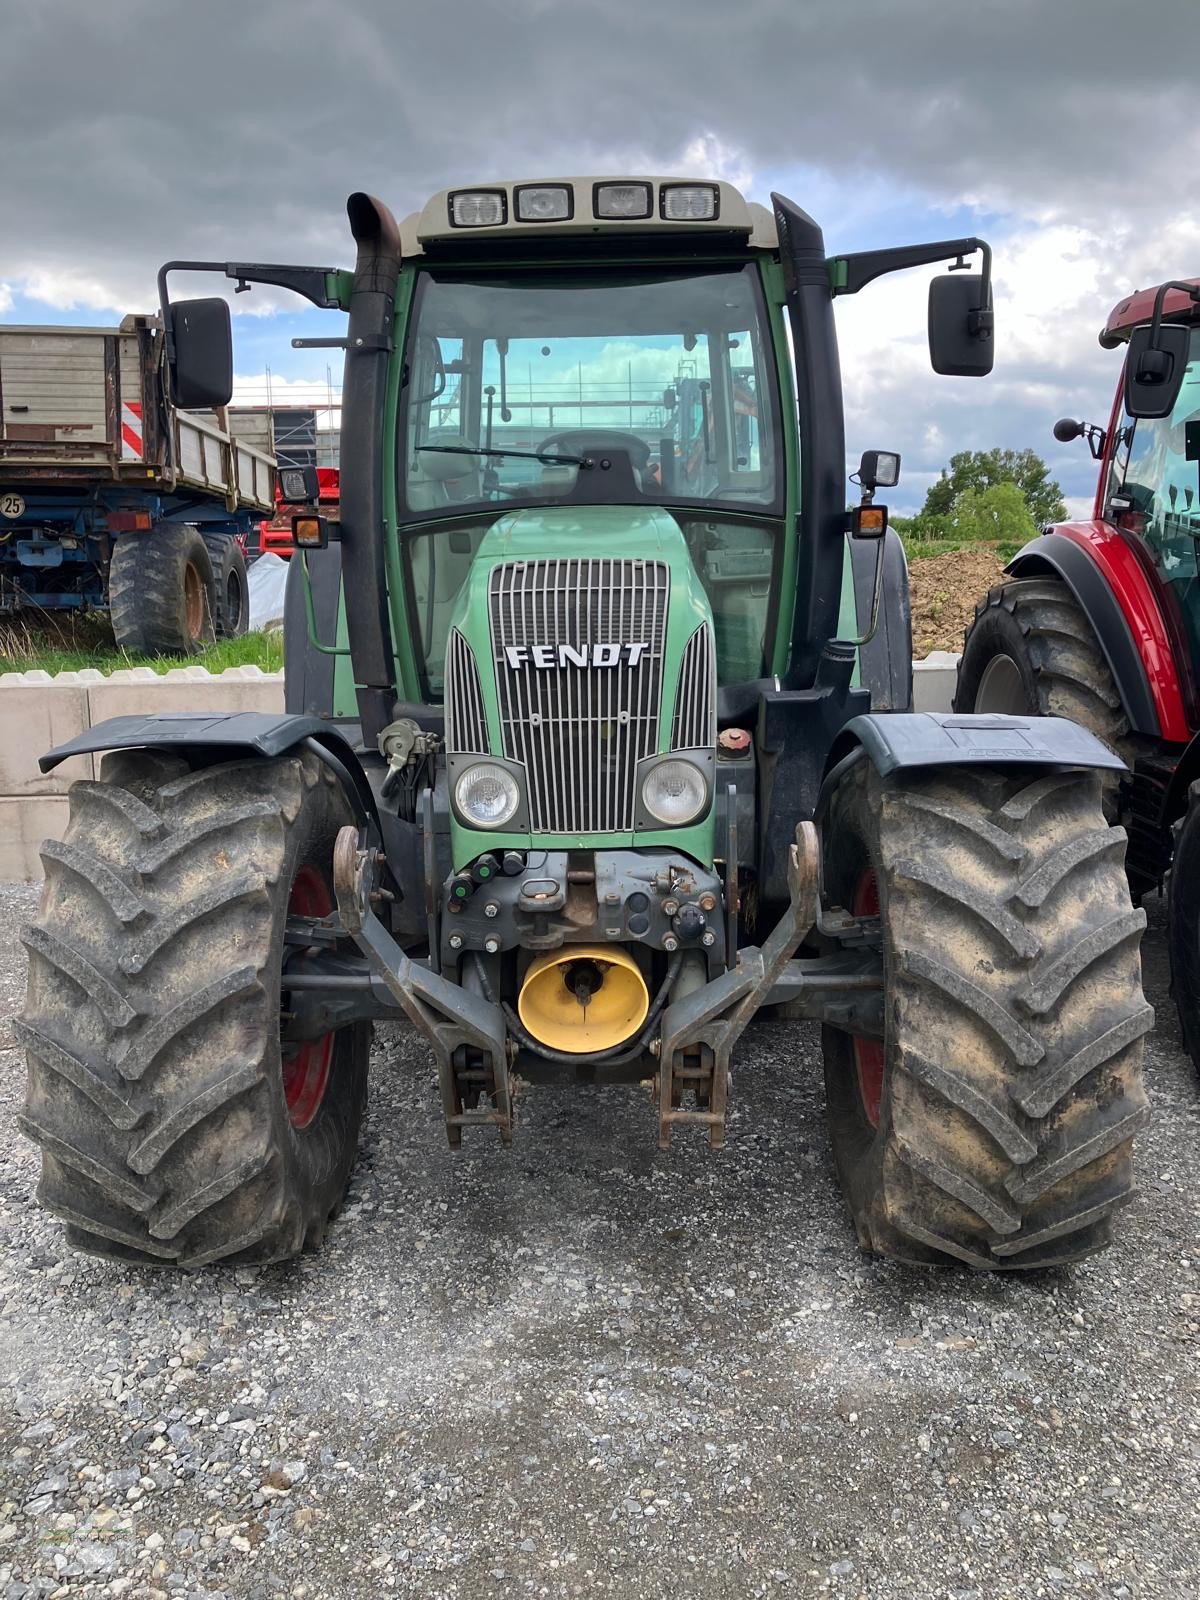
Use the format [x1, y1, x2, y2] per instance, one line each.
[120, 401, 143, 460]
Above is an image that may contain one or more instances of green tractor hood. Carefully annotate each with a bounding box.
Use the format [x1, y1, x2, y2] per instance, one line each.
[446, 504, 717, 869]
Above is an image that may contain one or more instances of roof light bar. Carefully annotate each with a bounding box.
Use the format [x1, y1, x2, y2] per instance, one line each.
[661, 183, 719, 221]
[515, 184, 572, 222]
[448, 190, 506, 228]
[594, 182, 652, 220]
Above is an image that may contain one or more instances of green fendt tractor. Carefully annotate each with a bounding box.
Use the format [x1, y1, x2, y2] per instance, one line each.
[20, 178, 1151, 1271]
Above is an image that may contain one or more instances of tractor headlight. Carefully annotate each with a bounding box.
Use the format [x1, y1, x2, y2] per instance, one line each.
[640, 757, 709, 827]
[453, 762, 521, 828]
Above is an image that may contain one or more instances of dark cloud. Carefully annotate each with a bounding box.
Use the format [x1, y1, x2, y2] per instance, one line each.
[4, 0, 1192, 509]
[3, 0, 1194, 304]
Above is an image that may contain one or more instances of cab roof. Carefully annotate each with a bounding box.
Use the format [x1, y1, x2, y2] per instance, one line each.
[1101, 277, 1200, 346]
[398, 177, 778, 256]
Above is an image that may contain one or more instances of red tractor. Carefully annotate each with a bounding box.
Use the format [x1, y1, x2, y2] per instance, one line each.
[955, 278, 1200, 1063]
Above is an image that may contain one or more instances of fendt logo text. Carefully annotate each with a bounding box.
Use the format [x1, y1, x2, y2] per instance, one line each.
[504, 643, 650, 670]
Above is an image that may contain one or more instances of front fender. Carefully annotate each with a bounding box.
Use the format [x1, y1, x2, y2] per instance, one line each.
[843, 710, 1127, 778]
[39, 710, 381, 837]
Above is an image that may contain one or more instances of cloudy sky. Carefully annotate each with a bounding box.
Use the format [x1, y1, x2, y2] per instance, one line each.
[4, 0, 1197, 514]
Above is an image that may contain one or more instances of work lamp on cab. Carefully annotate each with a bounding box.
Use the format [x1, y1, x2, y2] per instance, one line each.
[660, 184, 719, 221]
[515, 184, 572, 222]
[448, 190, 506, 228]
[594, 182, 652, 220]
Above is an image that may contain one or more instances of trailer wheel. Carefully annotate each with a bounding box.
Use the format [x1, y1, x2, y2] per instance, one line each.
[821, 757, 1150, 1270]
[1168, 781, 1200, 1077]
[18, 748, 369, 1267]
[954, 576, 1141, 776]
[108, 524, 216, 655]
[202, 533, 250, 638]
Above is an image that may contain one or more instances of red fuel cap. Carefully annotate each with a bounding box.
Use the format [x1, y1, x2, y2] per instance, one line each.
[718, 728, 753, 757]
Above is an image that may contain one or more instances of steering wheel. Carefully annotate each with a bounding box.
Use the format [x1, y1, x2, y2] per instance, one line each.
[536, 429, 653, 471]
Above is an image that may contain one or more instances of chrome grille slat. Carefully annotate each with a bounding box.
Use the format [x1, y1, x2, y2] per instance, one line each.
[672, 624, 717, 750]
[444, 629, 490, 754]
[489, 558, 668, 833]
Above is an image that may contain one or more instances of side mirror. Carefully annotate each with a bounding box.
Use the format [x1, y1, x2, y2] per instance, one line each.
[167, 297, 233, 410]
[279, 464, 321, 503]
[1124, 323, 1190, 419]
[1053, 417, 1085, 443]
[928, 272, 994, 376]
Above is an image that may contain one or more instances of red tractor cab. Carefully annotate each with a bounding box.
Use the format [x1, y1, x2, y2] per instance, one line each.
[258, 465, 340, 558]
[955, 278, 1200, 1061]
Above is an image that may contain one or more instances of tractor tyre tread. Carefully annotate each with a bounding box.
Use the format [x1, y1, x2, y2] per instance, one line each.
[202, 532, 250, 638]
[108, 524, 215, 656]
[20, 750, 368, 1267]
[822, 760, 1149, 1270]
[954, 576, 1142, 761]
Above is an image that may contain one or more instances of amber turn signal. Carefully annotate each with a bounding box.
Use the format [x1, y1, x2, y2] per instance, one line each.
[292, 514, 330, 550]
[851, 504, 888, 538]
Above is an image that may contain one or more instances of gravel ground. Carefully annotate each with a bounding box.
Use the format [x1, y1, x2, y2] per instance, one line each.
[1, 879, 1198, 1600]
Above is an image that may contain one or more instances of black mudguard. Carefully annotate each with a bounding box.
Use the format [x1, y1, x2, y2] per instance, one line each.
[39, 711, 381, 837]
[284, 547, 341, 717]
[842, 710, 1128, 777]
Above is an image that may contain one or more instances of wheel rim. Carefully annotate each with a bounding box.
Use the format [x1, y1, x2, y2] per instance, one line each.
[976, 654, 1030, 715]
[183, 560, 205, 641]
[850, 869, 885, 1129]
[282, 866, 335, 1130]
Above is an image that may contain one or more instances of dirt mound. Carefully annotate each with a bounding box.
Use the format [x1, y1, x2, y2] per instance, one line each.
[907, 543, 1007, 657]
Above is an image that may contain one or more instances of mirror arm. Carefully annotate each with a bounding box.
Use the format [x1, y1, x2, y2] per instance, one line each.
[1147, 280, 1200, 347]
[831, 236, 992, 311]
[157, 259, 344, 358]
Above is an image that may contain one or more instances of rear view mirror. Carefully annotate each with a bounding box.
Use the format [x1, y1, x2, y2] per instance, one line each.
[168, 298, 233, 410]
[928, 272, 994, 376]
[1124, 323, 1190, 419]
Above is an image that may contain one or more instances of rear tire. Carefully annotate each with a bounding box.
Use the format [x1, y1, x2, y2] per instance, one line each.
[108, 524, 215, 655]
[1168, 780, 1200, 1077]
[821, 758, 1150, 1269]
[202, 533, 250, 639]
[19, 749, 368, 1267]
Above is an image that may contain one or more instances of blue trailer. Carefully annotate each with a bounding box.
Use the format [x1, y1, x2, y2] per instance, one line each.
[0, 315, 274, 651]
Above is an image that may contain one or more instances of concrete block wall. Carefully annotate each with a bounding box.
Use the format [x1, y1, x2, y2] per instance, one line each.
[0, 666, 284, 880]
[0, 655, 961, 881]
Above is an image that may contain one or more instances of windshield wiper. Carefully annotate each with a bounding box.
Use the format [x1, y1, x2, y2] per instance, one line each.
[417, 444, 590, 467]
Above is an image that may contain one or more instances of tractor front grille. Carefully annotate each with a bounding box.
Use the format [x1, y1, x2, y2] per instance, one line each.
[672, 624, 717, 749]
[488, 558, 669, 832]
[444, 628, 490, 754]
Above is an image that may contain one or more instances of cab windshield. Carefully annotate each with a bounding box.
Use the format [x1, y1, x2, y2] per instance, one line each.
[399, 263, 782, 516]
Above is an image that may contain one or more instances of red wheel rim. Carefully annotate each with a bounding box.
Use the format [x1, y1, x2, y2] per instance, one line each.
[851, 869, 885, 1129]
[283, 865, 335, 1130]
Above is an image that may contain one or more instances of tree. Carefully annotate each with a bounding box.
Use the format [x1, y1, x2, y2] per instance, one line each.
[920, 448, 1067, 528]
[929, 480, 1038, 545]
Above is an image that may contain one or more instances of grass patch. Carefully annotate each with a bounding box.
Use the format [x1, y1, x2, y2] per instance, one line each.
[0, 615, 283, 678]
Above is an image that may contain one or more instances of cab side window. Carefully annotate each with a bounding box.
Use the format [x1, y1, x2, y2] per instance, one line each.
[1112, 331, 1200, 568]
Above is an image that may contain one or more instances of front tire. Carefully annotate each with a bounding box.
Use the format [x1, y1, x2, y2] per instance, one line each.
[19, 749, 368, 1267]
[821, 758, 1151, 1269]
